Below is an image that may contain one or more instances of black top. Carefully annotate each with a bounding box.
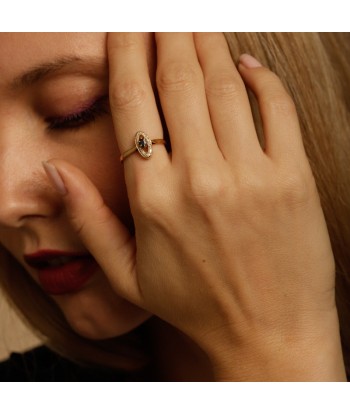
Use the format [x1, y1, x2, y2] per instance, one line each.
[2, 345, 348, 381]
[0, 346, 145, 382]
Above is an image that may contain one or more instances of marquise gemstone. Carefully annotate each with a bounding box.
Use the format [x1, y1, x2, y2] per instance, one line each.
[138, 137, 146, 148]
[135, 131, 153, 158]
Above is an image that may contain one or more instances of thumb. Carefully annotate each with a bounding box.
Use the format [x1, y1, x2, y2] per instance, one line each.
[42, 159, 142, 306]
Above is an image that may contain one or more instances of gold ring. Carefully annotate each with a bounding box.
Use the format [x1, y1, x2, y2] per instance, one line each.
[120, 131, 166, 163]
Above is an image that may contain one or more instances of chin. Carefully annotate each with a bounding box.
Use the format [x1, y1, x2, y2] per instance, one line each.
[64, 308, 152, 340]
[52, 269, 153, 340]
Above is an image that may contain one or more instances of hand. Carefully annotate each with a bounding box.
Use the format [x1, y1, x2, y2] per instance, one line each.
[44, 33, 346, 380]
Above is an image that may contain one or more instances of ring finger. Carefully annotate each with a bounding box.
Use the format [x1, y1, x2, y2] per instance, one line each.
[108, 33, 170, 177]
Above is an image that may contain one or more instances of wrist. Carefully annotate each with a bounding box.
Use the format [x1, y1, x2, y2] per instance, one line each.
[210, 338, 346, 382]
[198, 314, 347, 381]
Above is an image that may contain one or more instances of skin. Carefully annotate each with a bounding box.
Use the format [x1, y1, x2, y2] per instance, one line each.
[0, 33, 153, 340]
[0, 32, 346, 380]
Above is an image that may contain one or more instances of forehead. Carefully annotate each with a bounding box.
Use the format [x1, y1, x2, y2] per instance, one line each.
[0, 33, 107, 84]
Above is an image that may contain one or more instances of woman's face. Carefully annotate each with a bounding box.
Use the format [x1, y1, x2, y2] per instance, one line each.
[0, 33, 153, 339]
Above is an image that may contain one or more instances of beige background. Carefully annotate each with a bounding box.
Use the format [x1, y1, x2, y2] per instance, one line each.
[0, 287, 42, 361]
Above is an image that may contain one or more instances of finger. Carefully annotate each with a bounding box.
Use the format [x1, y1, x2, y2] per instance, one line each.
[42, 159, 143, 307]
[108, 33, 169, 175]
[194, 33, 263, 164]
[237, 54, 310, 168]
[155, 33, 223, 164]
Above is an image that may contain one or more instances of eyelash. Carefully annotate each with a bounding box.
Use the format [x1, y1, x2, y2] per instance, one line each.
[45, 95, 109, 131]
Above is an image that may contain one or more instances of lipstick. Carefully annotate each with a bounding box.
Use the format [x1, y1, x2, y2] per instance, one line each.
[24, 250, 98, 295]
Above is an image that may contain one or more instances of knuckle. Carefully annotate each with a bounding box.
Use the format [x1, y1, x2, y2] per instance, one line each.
[186, 167, 230, 205]
[236, 165, 314, 211]
[157, 61, 198, 93]
[94, 203, 116, 226]
[133, 194, 155, 221]
[277, 173, 312, 207]
[68, 203, 114, 239]
[110, 33, 139, 51]
[205, 73, 243, 100]
[131, 183, 165, 223]
[67, 210, 91, 240]
[68, 215, 86, 239]
[263, 91, 297, 117]
[110, 79, 147, 112]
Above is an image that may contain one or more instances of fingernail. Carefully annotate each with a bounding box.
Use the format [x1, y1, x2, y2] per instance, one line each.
[42, 161, 67, 195]
[239, 53, 263, 69]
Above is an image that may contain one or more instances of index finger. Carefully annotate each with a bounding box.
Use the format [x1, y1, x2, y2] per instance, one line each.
[107, 33, 169, 174]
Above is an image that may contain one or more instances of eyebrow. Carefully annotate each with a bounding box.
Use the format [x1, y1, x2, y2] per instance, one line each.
[10, 55, 107, 90]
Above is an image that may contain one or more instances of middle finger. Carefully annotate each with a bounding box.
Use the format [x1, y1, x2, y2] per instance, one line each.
[155, 33, 223, 164]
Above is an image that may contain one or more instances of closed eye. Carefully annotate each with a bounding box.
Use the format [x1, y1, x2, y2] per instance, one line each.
[45, 95, 110, 131]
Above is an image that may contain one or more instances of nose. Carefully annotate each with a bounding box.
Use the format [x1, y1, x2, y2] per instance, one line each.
[0, 169, 57, 228]
[0, 123, 60, 229]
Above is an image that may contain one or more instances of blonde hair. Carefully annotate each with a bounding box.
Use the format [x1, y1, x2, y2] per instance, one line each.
[0, 33, 349, 375]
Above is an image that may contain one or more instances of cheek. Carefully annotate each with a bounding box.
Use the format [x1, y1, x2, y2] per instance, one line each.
[75, 118, 132, 229]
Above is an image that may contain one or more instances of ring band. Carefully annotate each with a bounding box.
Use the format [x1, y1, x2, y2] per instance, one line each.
[120, 131, 166, 163]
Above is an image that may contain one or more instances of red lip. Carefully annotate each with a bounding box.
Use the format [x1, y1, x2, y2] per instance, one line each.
[24, 250, 98, 295]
